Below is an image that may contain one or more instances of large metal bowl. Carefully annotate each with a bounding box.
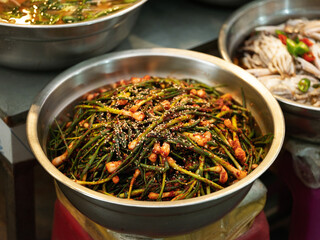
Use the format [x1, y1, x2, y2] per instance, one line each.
[219, 0, 320, 143]
[193, 0, 252, 8]
[26, 48, 285, 237]
[0, 0, 146, 71]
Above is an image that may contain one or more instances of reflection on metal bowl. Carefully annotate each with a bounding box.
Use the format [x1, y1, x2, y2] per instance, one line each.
[0, 0, 147, 71]
[194, 0, 252, 8]
[26, 48, 284, 237]
[219, 0, 320, 143]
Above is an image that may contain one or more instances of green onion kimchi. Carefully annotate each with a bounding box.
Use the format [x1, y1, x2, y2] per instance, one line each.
[47, 76, 273, 201]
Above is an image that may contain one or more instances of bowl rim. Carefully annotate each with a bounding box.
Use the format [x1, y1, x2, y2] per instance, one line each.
[26, 48, 285, 209]
[0, 0, 147, 29]
[218, 0, 320, 113]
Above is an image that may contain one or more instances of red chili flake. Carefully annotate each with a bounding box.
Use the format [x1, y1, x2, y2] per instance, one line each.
[277, 34, 287, 45]
[301, 38, 313, 47]
[303, 51, 315, 62]
[142, 75, 151, 80]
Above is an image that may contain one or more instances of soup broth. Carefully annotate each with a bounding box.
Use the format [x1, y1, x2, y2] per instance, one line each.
[0, 0, 137, 24]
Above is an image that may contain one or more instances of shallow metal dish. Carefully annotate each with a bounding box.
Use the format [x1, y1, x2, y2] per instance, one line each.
[0, 0, 147, 70]
[27, 48, 285, 237]
[219, 0, 320, 143]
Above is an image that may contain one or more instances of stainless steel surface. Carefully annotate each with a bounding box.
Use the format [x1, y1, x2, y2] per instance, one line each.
[27, 48, 285, 237]
[194, 0, 252, 7]
[0, 0, 146, 71]
[219, 0, 320, 143]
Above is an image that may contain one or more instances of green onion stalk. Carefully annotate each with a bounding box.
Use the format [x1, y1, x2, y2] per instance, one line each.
[47, 76, 273, 201]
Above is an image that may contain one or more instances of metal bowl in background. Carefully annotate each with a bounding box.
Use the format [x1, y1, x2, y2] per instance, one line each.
[193, 0, 252, 8]
[219, 0, 320, 143]
[0, 0, 147, 71]
[26, 48, 285, 237]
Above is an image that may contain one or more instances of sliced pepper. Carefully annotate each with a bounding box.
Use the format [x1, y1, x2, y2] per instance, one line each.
[286, 38, 310, 56]
[275, 30, 287, 45]
[303, 51, 315, 62]
[286, 38, 297, 56]
[301, 38, 313, 47]
[295, 41, 310, 55]
[278, 34, 287, 45]
[298, 78, 311, 93]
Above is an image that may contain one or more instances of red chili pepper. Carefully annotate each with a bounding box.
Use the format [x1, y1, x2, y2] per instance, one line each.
[303, 51, 315, 62]
[278, 34, 287, 45]
[301, 38, 313, 47]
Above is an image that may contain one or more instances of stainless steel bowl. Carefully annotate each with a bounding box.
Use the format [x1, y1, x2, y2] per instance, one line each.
[193, 0, 252, 8]
[0, 0, 147, 71]
[219, 0, 320, 143]
[27, 48, 285, 237]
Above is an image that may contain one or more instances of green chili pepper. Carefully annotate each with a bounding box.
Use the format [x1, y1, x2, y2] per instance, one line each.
[286, 38, 297, 55]
[286, 38, 309, 56]
[295, 41, 309, 55]
[275, 30, 286, 36]
[298, 78, 311, 93]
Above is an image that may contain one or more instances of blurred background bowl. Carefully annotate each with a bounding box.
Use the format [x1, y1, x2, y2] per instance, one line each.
[193, 0, 252, 8]
[0, 0, 147, 71]
[219, 0, 320, 143]
[26, 48, 285, 237]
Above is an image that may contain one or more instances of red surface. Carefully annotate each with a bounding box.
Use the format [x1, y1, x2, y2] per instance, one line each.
[51, 200, 93, 240]
[52, 198, 269, 240]
[236, 211, 269, 240]
[280, 151, 320, 240]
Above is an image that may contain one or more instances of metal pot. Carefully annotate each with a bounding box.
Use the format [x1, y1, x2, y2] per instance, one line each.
[26, 48, 285, 237]
[219, 0, 320, 143]
[0, 0, 147, 71]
